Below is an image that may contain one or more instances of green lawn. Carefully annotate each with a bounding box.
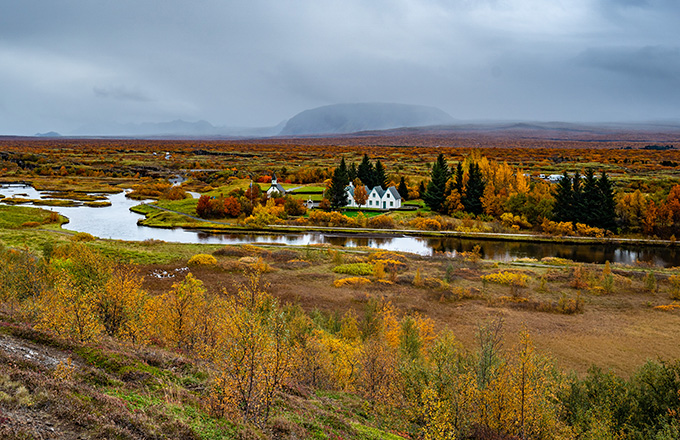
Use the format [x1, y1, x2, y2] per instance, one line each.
[341, 209, 385, 218]
[290, 193, 324, 201]
[154, 198, 199, 215]
[0, 204, 64, 228]
[289, 185, 326, 193]
[204, 179, 252, 197]
[403, 199, 426, 208]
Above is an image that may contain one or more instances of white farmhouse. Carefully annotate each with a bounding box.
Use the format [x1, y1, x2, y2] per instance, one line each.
[345, 182, 402, 210]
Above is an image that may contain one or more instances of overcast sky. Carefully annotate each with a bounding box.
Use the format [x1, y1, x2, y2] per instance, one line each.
[1, 0, 679, 135]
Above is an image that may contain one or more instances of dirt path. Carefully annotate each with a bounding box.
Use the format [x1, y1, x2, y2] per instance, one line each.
[0, 333, 70, 369]
[0, 333, 84, 440]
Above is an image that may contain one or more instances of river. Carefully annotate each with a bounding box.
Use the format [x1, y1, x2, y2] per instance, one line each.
[1, 184, 678, 267]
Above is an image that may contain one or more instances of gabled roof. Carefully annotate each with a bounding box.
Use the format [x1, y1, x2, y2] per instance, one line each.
[346, 184, 402, 203]
[268, 182, 286, 193]
[387, 186, 401, 200]
[371, 186, 386, 198]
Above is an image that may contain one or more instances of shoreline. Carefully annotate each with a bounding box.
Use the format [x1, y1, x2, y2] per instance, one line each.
[137, 203, 677, 249]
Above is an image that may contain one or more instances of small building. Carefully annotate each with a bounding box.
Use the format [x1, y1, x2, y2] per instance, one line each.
[266, 173, 286, 197]
[345, 182, 402, 210]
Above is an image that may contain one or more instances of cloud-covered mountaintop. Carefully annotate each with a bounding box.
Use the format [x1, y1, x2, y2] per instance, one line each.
[280, 103, 455, 136]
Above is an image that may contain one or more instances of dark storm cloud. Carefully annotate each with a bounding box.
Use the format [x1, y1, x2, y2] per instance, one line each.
[1, 0, 680, 134]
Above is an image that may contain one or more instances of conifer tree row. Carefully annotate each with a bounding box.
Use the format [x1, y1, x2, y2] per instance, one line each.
[355, 154, 390, 190]
[357, 154, 376, 189]
[552, 169, 616, 230]
[424, 154, 486, 216]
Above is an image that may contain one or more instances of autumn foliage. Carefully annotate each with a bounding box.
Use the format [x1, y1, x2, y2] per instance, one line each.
[1, 243, 680, 438]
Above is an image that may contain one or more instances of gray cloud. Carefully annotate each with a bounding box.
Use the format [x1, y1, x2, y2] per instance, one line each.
[93, 86, 153, 102]
[577, 46, 680, 81]
[1, 0, 680, 134]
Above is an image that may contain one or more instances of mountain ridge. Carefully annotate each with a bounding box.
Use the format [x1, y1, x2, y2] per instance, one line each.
[280, 102, 455, 136]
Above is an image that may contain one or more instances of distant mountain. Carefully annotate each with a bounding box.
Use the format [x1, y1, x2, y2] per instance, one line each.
[72, 120, 284, 138]
[280, 103, 455, 136]
[34, 131, 61, 137]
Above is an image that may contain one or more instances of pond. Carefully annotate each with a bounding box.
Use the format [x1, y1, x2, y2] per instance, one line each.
[1, 184, 678, 267]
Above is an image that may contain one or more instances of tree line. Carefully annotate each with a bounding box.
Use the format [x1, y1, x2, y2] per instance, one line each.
[422, 153, 621, 232]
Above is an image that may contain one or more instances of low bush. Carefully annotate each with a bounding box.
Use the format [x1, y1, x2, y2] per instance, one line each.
[71, 232, 96, 242]
[368, 251, 407, 264]
[481, 271, 529, 287]
[669, 275, 680, 300]
[333, 277, 371, 288]
[653, 304, 680, 312]
[187, 254, 217, 266]
[332, 263, 374, 276]
[408, 217, 442, 231]
[367, 215, 395, 229]
[372, 258, 408, 273]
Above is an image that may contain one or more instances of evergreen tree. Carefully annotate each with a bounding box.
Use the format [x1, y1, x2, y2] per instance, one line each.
[423, 153, 450, 213]
[596, 171, 617, 231]
[581, 168, 599, 226]
[418, 180, 426, 199]
[348, 162, 357, 182]
[552, 171, 573, 222]
[328, 157, 349, 209]
[462, 162, 485, 215]
[571, 171, 584, 223]
[374, 160, 388, 190]
[454, 162, 464, 195]
[397, 176, 409, 200]
[357, 154, 375, 188]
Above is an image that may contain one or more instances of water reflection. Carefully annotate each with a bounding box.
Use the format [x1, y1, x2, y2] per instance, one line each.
[1, 184, 678, 267]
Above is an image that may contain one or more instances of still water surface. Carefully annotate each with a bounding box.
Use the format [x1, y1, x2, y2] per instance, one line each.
[2, 184, 678, 267]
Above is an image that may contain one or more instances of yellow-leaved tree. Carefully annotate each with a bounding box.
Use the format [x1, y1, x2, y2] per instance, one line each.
[209, 270, 292, 426]
[475, 329, 572, 440]
[418, 332, 476, 440]
[96, 265, 148, 342]
[35, 243, 111, 342]
[150, 273, 209, 352]
[36, 270, 102, 342]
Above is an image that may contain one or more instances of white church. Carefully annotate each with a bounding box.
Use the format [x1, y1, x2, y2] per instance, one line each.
[266, 173, 287, 197]
[345, 182, 402, 210]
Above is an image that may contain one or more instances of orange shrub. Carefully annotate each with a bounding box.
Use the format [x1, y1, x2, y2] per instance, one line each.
[367, 215, 395, 229]
[408, 217, 442, 231]
[333, 277, 372, 287]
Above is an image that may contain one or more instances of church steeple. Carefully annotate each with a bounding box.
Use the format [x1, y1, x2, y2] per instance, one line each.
[271, 172, 277, 185]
